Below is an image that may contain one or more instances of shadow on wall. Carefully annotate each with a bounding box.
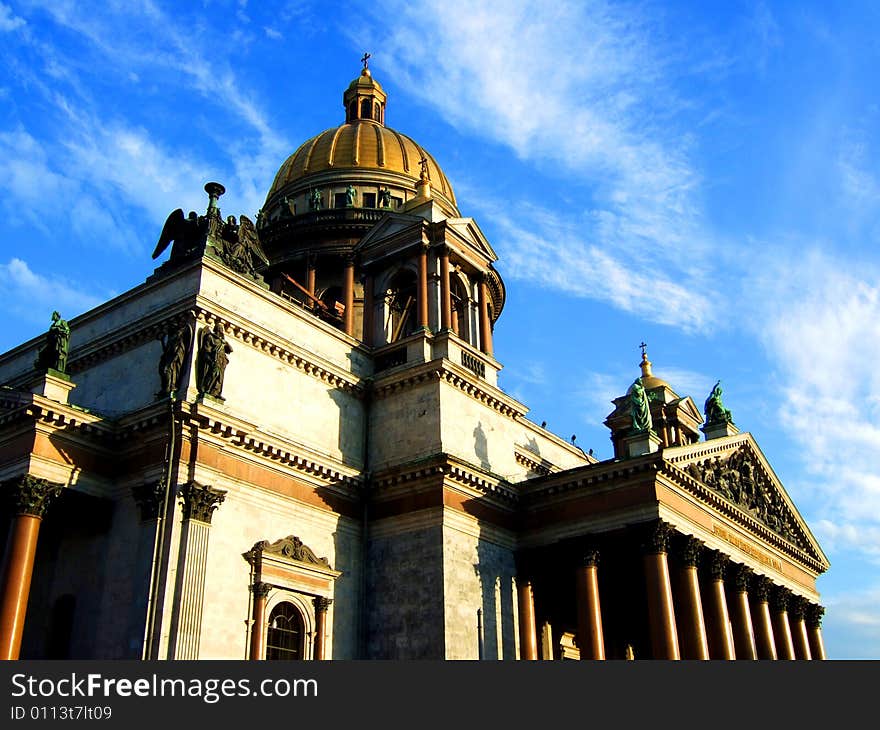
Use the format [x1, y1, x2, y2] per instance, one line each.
[473, 421, 491, 472]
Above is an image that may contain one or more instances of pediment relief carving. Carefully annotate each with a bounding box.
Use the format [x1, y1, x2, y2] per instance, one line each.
[244, 534, 331, 569]
[681, 444, 808, 551]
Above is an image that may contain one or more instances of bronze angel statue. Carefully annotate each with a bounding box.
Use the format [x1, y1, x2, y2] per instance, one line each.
[152, 209, 208, 263]
[218, 214, 270, 277]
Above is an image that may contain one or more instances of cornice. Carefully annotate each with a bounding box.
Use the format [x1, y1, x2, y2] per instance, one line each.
[521, 455, 661, 503]
[371, 359, 526, 419]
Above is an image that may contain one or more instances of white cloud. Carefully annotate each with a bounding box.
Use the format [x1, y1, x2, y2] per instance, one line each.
[823, 583, 880, 658]
[0, 2, 24, 32]
[264, 26, 282, 40]
[362, 0, 715, 331]
[0, 258, 105, 325]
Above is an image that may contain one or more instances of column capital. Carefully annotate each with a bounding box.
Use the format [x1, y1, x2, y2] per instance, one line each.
[732, 564, 753, 593]
[314, 596, 333, 612]
[771, 586, 791, 613]
[789, 595, 808, 621]
[4, 475, 63, 518]
[132, 482, 165, 522]
[640, 520, 673, 555]
[752, 575, 773, 603]
[581, 549, 600, 568]
[678, 535, 703, 567]
[806, 604, 825, 629]
[178, 480, 227, 524]
[251, 582, 272, 599]
[707, 550, 729, 580]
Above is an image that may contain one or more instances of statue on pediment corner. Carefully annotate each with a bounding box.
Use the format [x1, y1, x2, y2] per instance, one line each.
[704, 380, 734, 425]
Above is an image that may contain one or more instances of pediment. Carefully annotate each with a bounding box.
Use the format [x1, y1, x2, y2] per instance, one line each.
[671, 396, 703, 423]
[445, 217, 498, 263]
[664, 434, 828, 569]
[354, 212, 426, 256]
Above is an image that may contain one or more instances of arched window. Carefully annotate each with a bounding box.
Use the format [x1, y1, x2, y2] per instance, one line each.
[266, 602, 305, 660]
[385, 270, 418, 343]
[347, 101, 357, 122]
[360, 99, 372, 119]
[374, 102, 383, 122]
[450, 278, 470, 342]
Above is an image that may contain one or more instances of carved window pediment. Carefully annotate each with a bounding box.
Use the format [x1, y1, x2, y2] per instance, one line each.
[243, 535, 340, 597]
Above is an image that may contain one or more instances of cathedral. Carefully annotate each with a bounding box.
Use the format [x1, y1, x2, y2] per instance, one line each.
[0, 64, 829, 660]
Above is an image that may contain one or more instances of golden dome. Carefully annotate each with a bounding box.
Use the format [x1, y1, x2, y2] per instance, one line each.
[639, 350, 670, 390]
[264, 67, 458, 216]
[266, 123, 457, 211]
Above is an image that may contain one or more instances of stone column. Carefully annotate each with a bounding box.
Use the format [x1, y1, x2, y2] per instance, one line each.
[168, 481, 226, 659]
[248, 582, 271, 660]
[641, 521, 680, 660]
[313, 596, 333, 660]
[806, 605, 827, 660]
[418, 245, 429, 330]
[790, 596, 813, 660]
[478, 275, 493, 356]
[771, 587, 796, 659]
[730, 565, 758, 660]
[751, 576, 777, 660]
[516, 577, 538, 660]
[0, 476, 63, 660]
[362, 273, 374, 346]
[306, 255, 316, 304]
[703, 551, 736, 659]
[675, 536, 709, 660]
[575, 550, 605, 660]
[439, 247, 452, 331]
[343, 257, 355, 336]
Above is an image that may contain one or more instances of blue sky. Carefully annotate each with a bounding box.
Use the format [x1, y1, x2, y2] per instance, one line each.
[1, 0, 878, 658]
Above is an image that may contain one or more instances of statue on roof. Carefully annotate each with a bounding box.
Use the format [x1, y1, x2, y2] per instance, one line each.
[379, 187, 391, 209]
[704, 380, 733, 425]
[153, 209, 208, 263]
[346, 184, 357, 207]
[628, 378, 652, 433]
[309, 188, 323, 211]
[217, 214, 270, 278]
[35, 310, 71, 374]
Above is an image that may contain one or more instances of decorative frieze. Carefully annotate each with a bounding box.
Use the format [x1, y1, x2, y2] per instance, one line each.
[4, 475, 64, 518]
[178, 481, 227, 524]
[681, 445, 806, 549]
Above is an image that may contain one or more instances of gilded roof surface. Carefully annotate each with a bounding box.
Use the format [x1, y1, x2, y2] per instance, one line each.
[266, 122, 457, 210]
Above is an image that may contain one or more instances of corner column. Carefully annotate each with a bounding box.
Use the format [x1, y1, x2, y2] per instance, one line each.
[343, 257, 355, 336]
[313, 596, 333, 660]
[418, 244, 429, 330]
[249, 582, 271, 660]
[362, 273, 375, 347]
[675, 536, 709, 659]
[771, 587, 796, 659]
[806, 605, 827, 660]
[790, 597, 813, 660]
[730, 565, 758, 660]
[703, 551, 736, 659]
[306, 254, 317, 305]
[752, 576, 778, 660]
[478, 274, 493, 356]
[641, 521, 680, 659]
[439, 246, 452, 331]
[0, 476, 63, 660]
[516, 576, 538, 660]
[575, 550, 605, 660]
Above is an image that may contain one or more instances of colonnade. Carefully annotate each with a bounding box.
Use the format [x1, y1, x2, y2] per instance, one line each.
[516, 521, 826, 660]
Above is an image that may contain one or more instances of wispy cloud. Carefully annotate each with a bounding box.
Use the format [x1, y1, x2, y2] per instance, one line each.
[0, 2, 24, 32]
[0, 258, 106, 326]
[362, 0, 716, 330]
[824, 582, 880, 658]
